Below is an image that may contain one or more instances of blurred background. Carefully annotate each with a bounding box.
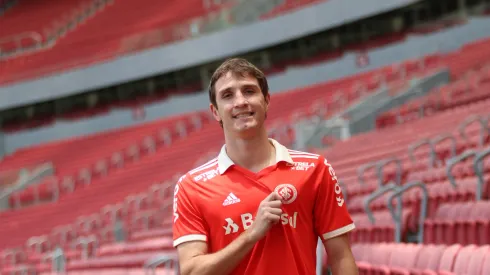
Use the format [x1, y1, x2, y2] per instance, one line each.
[1, 0, 490, 274]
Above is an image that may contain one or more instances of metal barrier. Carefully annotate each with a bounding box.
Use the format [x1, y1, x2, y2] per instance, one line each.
[474, 146, 490, 201]
[52, 225, 76, 247]
[132, 209, 157, 230]
[40, 246, 66, 273]
[10, 176, 59, 209]
[127, 144, 140, 161]
[26, 236, 50, 254]
[125, 193, 145, 213]
[95, 159, 108, 176]
[3, 264, 37, 275]
[408, 138, 435, 168]
[363, 183, 398, 225]
[159, 128, 173, 147]
[486, 114, 490, 133]
[160, 199, 173, 214]
[376, 157, 403, 187]
[61, 176, 75, 193]
[357, 161, 380, 186]
[72, 235, 98, 260]
[144, 254, 180, 275]
[148, 183, 166, 202]
[358, 157, 403, 188]
[79, 167, 92, 185]
[78, 214, 103, 233]
[386, 181, 428, 243]
[101, 203, 125, 225]
[190, 115, 203, 130]
[176, 121, 188, 138]
[114, 216, 127, 242]
[431, 133, 457, 166]
[1, 247, 26, 266]
[111, 151, 124, 168]
[143, 136, 156, 154]
[446, 149, 477, 188]
[51, 246, 66, 273]
[458, 115, 489, 148]
[0, 31, 42, 55]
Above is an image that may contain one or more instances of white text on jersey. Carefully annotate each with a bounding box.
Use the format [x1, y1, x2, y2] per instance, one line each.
[223, 212, 298, 235]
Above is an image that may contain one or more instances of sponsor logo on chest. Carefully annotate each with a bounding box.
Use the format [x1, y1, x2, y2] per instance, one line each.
[223, 212, 298, 235]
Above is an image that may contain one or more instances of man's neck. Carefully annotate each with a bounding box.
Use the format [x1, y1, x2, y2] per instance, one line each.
[224, 130, 275, 173]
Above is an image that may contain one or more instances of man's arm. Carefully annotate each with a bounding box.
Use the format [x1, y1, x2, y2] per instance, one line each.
[313, 157, 357, 274]
[177, 231, 256, 275]
[175, 192, 284, 275]
[323, 234, 358, 275]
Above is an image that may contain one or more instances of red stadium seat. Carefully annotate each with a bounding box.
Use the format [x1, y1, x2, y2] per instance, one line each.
[408, 245, 447, 275]
[96, 237, 173, 257]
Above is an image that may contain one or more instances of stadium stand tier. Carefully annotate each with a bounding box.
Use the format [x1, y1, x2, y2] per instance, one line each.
[1, 0, 490, 274]
[3, 51, 444, 210]
[0, 0, 326, 86]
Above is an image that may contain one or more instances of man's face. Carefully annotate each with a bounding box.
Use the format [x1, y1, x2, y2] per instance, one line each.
[210, 72, 270, 138]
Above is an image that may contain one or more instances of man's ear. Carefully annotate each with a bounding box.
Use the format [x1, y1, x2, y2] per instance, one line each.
[210, 103, 221, 123]
[265, 94, 271, 111]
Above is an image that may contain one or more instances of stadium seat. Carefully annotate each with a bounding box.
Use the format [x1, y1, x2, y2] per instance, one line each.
[353, 243, 490, 275]
[424, 201, 490, 245]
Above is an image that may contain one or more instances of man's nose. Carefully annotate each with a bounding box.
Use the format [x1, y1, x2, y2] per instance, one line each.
[234, 91, 248, 107]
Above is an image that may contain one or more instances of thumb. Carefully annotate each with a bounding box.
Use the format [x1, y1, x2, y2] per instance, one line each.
[264, 191, 282, 202]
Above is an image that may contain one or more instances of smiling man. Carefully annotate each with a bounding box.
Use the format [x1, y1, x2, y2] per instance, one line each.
[172, 58, 358, 275]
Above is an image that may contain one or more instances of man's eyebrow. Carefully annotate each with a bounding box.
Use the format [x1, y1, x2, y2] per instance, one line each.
[217, 87, 232, 96]
[241, 84, 260, 90]
[218, 83, 259, 95]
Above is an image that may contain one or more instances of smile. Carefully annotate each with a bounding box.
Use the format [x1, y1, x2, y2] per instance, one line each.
[233, 112, 254, 119]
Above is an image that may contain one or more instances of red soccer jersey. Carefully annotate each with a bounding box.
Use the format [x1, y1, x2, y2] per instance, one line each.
[172, 139, 355, 275]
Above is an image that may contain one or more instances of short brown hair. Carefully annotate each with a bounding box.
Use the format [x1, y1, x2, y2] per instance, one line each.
[208, 58, 269, 107]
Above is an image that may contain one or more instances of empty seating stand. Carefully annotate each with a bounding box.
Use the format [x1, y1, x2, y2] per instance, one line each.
[0, 0, 233, 85]
[353, 243, 490, 275]
[0, 0, 92, 40]
[1, 34, 490, 274]
[320, 94, 490, 244]
[0, 0, 334, 85]
[376, 38, 490, 129]
[0, 55, 426, 273]
[3, 111, 210, 208]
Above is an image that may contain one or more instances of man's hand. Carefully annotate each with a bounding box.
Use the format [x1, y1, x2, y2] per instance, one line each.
[246, 192, 283, 242]
[176, 192, 284, 275]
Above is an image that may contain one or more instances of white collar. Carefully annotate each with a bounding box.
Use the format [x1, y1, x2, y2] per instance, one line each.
[217, 138, 294, 174]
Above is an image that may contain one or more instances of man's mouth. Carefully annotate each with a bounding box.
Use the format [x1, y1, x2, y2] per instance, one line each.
[233, 112, 255, 119]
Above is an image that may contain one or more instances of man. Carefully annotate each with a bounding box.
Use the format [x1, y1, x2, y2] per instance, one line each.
[172, 58, 358, 275]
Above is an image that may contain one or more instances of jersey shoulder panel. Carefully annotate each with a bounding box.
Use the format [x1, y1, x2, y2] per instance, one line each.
[284, 149, 322, 175]
[287, 149, 322, 163]
[287, 149, 321, 159]
[186, 157, 219, 183]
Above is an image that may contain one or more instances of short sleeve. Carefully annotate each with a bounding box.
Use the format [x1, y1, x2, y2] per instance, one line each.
[172, 174, 208, 247]
[313, 157, 355, 242]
